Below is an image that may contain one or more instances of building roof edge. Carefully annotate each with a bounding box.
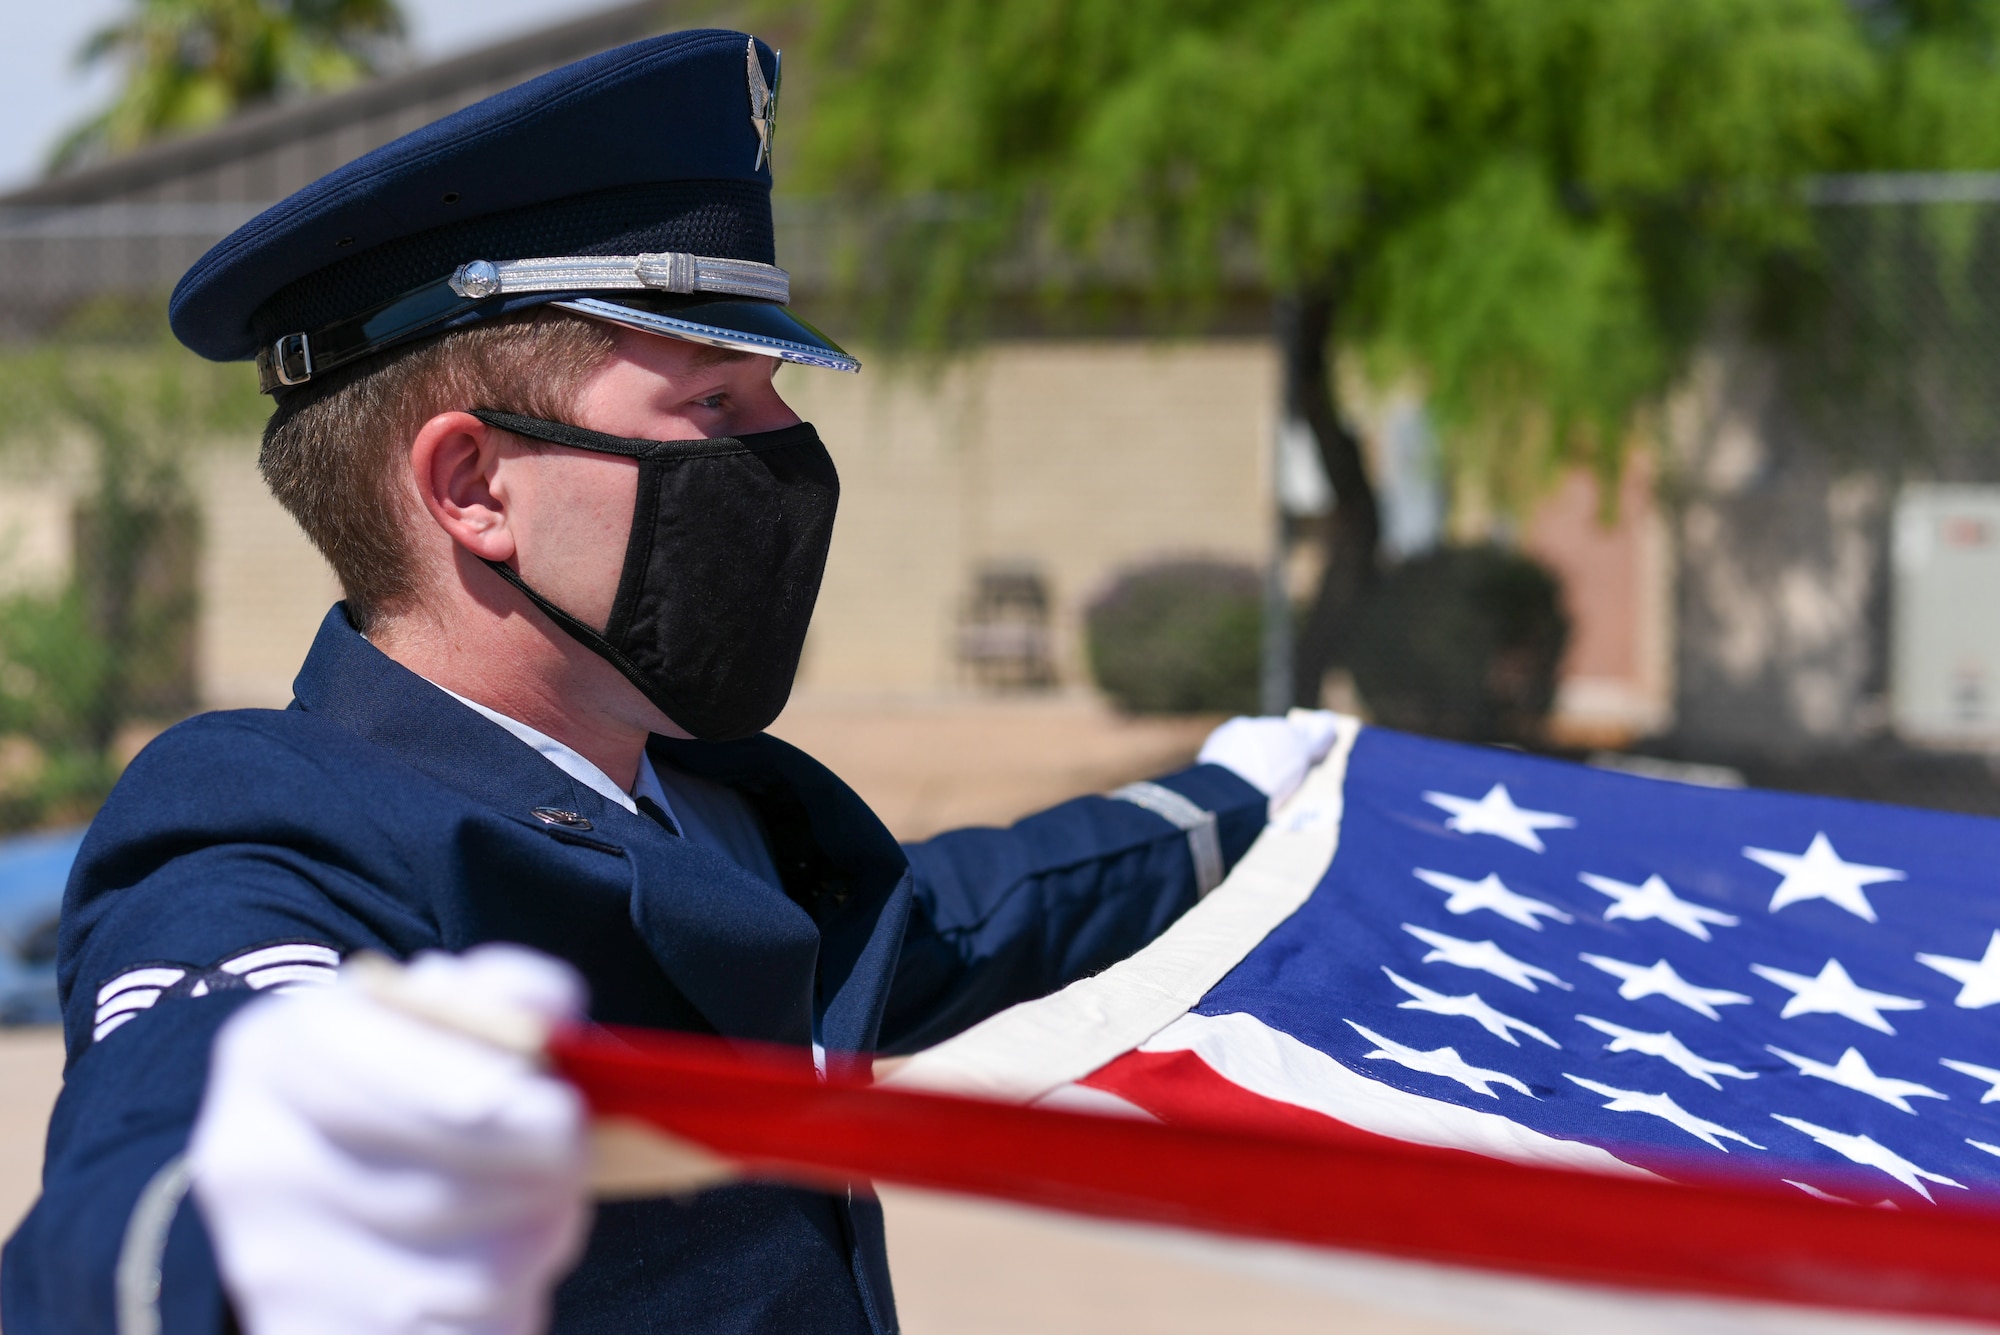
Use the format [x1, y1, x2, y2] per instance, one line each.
[0, 0, 676, 207]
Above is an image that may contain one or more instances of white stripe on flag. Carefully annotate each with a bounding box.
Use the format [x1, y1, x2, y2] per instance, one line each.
[888, 713, 1362, 1103]
[1139, 1010, 1648, 1178]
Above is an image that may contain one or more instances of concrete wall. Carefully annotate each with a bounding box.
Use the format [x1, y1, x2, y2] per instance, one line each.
[185, 338, 1279, 707]
[0, 336, 1666, 741]
[195, 448, 343, 710]
[782, 339, 1277, 694]
[151, 335, 1671, 740]
[0, 485, 70, 596]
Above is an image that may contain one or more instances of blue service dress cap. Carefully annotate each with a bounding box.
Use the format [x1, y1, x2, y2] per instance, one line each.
[168, 28, 856, 394]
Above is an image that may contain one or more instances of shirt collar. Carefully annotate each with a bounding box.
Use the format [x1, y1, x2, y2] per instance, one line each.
[431, 681, 678, 826]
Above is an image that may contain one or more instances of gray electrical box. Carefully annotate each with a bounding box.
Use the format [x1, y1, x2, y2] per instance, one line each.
[1893, 484, 2000, 743]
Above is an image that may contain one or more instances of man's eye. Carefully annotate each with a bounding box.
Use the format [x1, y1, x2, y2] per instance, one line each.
[694, 394, 727, 410]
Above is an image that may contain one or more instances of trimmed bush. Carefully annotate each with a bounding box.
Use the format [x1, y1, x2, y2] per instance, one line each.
[1086, 559, 1263, 715]
[1349, 545, 1569, 743]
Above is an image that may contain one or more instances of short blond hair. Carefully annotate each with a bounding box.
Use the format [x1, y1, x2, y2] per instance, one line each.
[259, 310, 618, 630]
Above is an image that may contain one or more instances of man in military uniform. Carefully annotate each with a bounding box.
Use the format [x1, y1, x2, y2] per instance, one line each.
[0, 29, 1335, 1335]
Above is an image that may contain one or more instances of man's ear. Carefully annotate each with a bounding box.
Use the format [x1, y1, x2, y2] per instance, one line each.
[409, 411, 516, 563]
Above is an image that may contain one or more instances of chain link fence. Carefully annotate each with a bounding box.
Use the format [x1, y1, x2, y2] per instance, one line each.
[1790, 176, 2000, 479]
[1616, 176, 2000, 815]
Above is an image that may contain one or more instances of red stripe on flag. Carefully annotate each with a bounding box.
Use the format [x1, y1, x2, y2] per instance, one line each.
[551, 1024, 2000, 1323]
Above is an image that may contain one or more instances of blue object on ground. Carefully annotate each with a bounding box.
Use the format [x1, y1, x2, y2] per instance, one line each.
[0, 827, 82, 1025]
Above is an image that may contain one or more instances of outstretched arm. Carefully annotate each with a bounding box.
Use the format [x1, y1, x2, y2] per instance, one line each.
[879, 713, 1340, 1053]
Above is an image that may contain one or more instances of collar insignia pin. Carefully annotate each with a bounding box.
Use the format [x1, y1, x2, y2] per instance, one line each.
[747, 38, 781, 171]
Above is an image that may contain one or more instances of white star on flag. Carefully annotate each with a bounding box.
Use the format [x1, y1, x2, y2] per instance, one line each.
[1383, 968, 1559, 1048]
[1565, 1076, 1763, 1151]
[1575, 1015, 1756, 1089]
[1967, 1139, 2000, 1160]
[1939, 1058, 2000, 1103]
[1423, 784, 1576, 853]
[1750, 959, 1924, 1035]
[1916, 930, 2000, 1009]
[1742, 833, 1905, 922]
[1413, 868, 1572, 929]
[1403, 923, 1572, 992]
[1579, 954, 1751, 1021]
[1766, 1046, 1946, 1114]
[1347, 1021, 1533, 1098]
[1578, 872, 1739, 941]
[1771, 1116, 1964, 1202]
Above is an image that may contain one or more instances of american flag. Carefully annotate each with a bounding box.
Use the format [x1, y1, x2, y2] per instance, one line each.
[899, 717, 2000, 1211]
[558, 718, 2000, 1324]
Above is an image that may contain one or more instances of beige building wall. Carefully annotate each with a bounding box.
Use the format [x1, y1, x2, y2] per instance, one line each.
[186, 338, 1279, 709]
[783, 338, 1278, 694]
[182, 335, 1669, 739]
[196, 446, 341, 710]
[0, 484, 71, 595]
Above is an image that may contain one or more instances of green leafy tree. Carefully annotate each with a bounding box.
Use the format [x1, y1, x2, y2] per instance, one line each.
[52, 0, 405, 171]
[1729, 4, 2000, 488]
[795, 0, 1891, 705]
[1857, 0, 2000, 170]
[0, 325, 264, 828]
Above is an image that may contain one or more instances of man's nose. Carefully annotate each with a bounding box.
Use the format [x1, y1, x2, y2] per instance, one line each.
[734, 375, 803, 434]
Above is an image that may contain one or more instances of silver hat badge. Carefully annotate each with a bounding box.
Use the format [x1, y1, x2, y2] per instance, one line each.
[747, 39, 782, 172]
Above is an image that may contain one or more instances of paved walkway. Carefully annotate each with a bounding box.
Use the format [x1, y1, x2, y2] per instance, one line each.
[0, 1027, 60, 1243]
[768, 691, 1220, 841]
[881, 1185, 1474, 1335]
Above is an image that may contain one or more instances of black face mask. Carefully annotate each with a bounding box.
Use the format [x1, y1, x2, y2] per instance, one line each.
[469, 408, 838, 742]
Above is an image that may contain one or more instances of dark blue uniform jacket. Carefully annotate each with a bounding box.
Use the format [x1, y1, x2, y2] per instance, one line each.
[1, 607, 1265, 1334]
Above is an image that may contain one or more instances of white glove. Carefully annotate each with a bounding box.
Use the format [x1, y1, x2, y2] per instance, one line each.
[1197, 710, 1344, 808]
[188, 945, 592, 1335]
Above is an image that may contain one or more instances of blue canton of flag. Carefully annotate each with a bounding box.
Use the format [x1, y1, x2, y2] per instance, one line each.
[1184, 728, 2000, 1207]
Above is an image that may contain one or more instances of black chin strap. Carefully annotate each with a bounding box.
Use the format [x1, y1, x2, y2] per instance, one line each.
[471, 409, 662, 457]
[480, 558, 689, 734]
